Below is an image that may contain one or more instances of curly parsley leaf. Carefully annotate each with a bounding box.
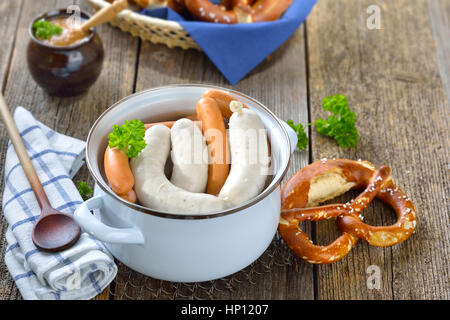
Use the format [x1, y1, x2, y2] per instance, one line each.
[108, 119, 147, 158]
[108, 119, 146, 158]
[286, 119, 309, 151]
[32, 19, 62, 40]
[77, 181, 93, 201]
[314, 94, 358, 148]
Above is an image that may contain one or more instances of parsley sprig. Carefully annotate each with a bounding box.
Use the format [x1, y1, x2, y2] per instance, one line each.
[77, 181, 93, 201]
[32, 19, 63, 40]
[108, 119, 146, 158]
[315, 94, 358, 148]
[286, 94, 359, 150]
[286, 119, 309, 150]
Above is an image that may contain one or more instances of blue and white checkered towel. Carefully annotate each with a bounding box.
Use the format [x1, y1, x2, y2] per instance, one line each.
[2, 107, 117, 300]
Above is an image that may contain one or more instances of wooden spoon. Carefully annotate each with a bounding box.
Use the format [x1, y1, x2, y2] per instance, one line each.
[48, 0, 128, 46]
[80, 0, 128, 32]
[0, 93, 81, 252]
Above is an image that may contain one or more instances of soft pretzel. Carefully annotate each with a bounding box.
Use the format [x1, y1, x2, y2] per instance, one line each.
[183, 0, 293, 24]
[280, 164, 390, 264]
[132, 0, 246, 13]
[280, 205, 359, 264]
[335, 179, 417, 247]
[279, 159, 417, 264]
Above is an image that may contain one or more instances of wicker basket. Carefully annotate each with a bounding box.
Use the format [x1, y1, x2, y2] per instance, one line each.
[87, 0, 200, 50]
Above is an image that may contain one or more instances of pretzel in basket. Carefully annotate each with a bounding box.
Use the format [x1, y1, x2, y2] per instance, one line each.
[132, 0, 243, 11]
[133, 0, 169, 8]
[279, 159, 417, 264]
[183, 0, 293, 24]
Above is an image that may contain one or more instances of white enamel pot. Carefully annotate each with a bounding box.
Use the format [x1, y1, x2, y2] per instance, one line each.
[74, 85, 298, 282]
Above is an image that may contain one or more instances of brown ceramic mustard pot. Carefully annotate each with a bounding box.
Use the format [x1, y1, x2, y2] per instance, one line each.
[27, 9, 104, 97]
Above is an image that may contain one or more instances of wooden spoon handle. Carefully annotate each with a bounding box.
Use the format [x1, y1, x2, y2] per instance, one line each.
[0, 93, 51, 210]
[81, 0, 128, 32]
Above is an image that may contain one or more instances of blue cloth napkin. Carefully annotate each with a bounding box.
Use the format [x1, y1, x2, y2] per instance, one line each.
[2, 107, 117, 300]
[140, 0, 317, 85]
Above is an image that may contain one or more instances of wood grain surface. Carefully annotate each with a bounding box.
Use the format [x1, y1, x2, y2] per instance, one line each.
[0, 0, 138, 300]
[428, 0, 450, 104]
[0, 0, 448, 300]
[0, 0, 24, 300]
[307, 0, 449, 299]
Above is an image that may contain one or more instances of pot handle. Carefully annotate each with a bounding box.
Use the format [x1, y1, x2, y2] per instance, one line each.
[74, 195, 145, 245]
[280, 119, 299, 154]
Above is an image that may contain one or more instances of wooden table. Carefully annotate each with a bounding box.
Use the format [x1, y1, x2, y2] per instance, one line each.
[0, 0, 448, 300]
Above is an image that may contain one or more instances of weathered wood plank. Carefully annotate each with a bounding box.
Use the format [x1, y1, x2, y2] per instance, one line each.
[2, 0, 448, 301]
[307, 0, 449, 299]
[0, 0, 22, 91]
[428, 0, 450, 107]
[0, 0, 25, 301]
[0, 0, 139, 300]
[113, 26, 313, 300]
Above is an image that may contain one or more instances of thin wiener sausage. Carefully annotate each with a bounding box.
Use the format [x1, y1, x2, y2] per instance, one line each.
[196, 97, 230, 195]
[145, 121, 177, 130]
[120, 188, 137, 203]
[144, 115, 198, 130]
[205, 90, 271, 157]
[104, 146, 134, 196]
[202, 89, 248, 119]
[145, 120, 201, 130]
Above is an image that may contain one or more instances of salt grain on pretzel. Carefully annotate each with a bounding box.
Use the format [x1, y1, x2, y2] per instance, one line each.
[336, 178, 417, 247]
[279, 159, 417, 264]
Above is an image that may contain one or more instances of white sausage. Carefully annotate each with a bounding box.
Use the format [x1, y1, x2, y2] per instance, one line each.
[170, 119, 208, 193]
[218, 108, 269, 206]
[130, 125, 226, 214]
